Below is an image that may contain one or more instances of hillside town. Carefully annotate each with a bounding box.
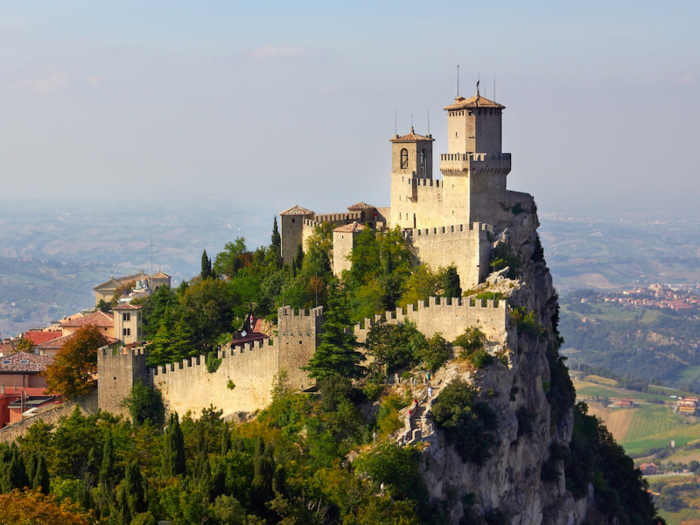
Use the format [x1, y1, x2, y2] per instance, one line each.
[579, 284, 700, 312]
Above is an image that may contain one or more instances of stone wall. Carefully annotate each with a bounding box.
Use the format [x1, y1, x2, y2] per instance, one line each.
[97, 307, 323, 421]
[406, 222, 492, 289]
[0, 389, 98, 444]
[353, 295, 507, 346]
[98, 346, 149, 418]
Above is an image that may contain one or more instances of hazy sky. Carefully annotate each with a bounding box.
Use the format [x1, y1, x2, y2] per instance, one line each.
[1, 0, 698, 216]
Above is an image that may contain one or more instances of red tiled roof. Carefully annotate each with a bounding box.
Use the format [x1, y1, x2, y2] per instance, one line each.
[60, 311, 114, 328]
[347, 202, 376, 210]
[23, 330, 63, 346]
[0, 352, 53, 373]
[444, 93, 505, 111]
[37, 332, 119, 351]
[390, 127, 434, 142]
[333, 222, 366, 233]
[113, 303, 143, 311]
[280, 205, 315, 216]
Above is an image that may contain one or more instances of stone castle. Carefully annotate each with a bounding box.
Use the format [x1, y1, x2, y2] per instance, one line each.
[98, 87, 526, 419]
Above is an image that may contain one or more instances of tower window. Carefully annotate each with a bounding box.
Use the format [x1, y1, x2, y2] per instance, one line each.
[400, 149, 408, 169]
[420, 148, 427, 176]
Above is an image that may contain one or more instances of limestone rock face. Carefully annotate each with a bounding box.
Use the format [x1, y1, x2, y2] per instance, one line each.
[420, 195, 593, 524]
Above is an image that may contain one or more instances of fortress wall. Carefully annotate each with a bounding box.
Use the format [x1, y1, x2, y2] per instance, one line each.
[152, 339, 279, 419]
[404, 222, 492, 288]
[353, 296, 507, 346]
[302, 219, 318, 252]
[391, 175, 445, 230]
[332, 230, 355, 277]
[98, 346, 149, 418]
[313, 212, 363, 226]
[277, 306, 323, 391]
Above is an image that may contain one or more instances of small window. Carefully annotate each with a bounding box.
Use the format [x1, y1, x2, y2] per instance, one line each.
[400, 148, 408, 169]
[20, 360, 29, 364]
[420, 148, 427, 176]
[299, 340, 302, 345]
[113, 377, 117, 381]
[2, 360, 10, 364]
[123, 313, 130, 322]
[292, 218, 295, 223]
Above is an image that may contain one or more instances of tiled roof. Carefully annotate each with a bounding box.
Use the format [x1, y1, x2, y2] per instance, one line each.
[113, 303, 143, 311]
[94, 272, 148, 290]
[390, 127, 434, 142]
[280, 205, 315, 216]
[60, 311, 114, 328]
[347, 202, 376, 210]
[444, 94, 505, 110]
[23, 331, 63, 346]
[0, 352, 53, 373]
[333, 222, 366, 233]
[153, 271, 170, 279]
[37, 333, 119, 351]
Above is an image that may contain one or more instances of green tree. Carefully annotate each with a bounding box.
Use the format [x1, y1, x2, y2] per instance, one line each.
[201, 250, 213, 280]
[271, 218, 281, 258]
[99, 431, 117, 487]
[141, 284, 178, 340]
[420, 333, 449, 373]
[179, 278, 237, 353]
[214, 238, 248, 279]
[443, 266, 461, 298]
[162, 413, 186, 478]
[96, 299, 110, 313]
[32, 454, 50, 494]
[304, 282, 364, 379]
[124, 459, 147, 514]
[16, 337, 34, 352]
[398, 264, 443, 309]
[44, 325, 107, 400]
[121, 378, 165, 426]
[431, 378, 497, 465]
[490, 243, 522, 279]
[364, 319, 426, 372]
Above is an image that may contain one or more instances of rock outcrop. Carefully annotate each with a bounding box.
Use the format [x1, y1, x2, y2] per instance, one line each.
[401, 195, 593, 524]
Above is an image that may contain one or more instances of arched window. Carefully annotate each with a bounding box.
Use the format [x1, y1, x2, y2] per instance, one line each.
[400, 148, 408, 169]
[420, 149, 427, 176]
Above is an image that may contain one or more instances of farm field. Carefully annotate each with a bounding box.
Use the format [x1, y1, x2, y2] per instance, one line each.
[574, 380, 700, 455]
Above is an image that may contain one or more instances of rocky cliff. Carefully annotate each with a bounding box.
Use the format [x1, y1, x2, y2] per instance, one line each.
[398, 194, 595, 524]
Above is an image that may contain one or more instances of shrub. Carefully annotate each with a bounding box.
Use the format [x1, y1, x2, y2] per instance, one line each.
[454, 328, 486, 358]
[489, 244, 522, 279]
[227, 379, 236, 390]
[475, 291, 503, 306]
[470, 349, 493, 369]
[376, 394, 409, 437]
[120, 378, 165, 426]
[431, 379, 497, 464]
[420, 333, 449, 373]
[319, 374, 353, 412]
[205, 351, 222, 373]
[510, 307, 545, 340]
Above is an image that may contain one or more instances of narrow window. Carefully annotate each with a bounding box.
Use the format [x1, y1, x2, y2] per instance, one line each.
[420, 148, 427, 176]
[400, 148, 409, 169]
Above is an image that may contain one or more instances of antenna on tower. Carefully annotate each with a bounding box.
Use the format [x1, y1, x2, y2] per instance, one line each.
[150, 236, 153, 277]
[494, 74, 496, 101]
[410, 112, 414, 129]
[427, 110, 430, 134]
[394, 108, 397, 135]
[456, 65, 460, 97]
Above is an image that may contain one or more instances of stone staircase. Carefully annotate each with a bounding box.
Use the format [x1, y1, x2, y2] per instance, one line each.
[397, 382, 442, 446]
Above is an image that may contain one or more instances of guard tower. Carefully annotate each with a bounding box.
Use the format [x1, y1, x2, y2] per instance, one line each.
[389, 128, 435, 229]
[440, 85, 512, 225]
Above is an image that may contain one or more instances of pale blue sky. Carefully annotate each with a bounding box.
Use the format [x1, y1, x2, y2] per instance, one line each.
[1, 0, 698, 215]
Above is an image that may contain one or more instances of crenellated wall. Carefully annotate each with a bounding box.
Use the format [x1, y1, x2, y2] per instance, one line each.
[97, 307, 323, 420]
[403, 222, 492, 289]
[353, 296, 507, 346]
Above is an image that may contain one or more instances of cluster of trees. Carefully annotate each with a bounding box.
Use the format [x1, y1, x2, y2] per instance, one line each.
[132, 220, 467, 369]
[1, 375, 450, 524]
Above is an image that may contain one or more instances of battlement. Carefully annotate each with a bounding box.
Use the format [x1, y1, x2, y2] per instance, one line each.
[313, 212, 363, 225]
[152, 338, 276, 378]
[401, 222, 492, 239]
[406, 178, 442, 188]
[99, 345, 147, 358]
[353, 294, 507, 344]
[278, 306, 324, 318]
[439, 152, 511, 176]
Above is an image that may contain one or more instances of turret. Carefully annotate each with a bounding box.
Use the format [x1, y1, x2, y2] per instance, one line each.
[279, 205, 315, 264]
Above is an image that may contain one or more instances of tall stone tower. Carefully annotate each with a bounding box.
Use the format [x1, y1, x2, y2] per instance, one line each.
[389, 128, 435, 230]
[280, 205, 315, 264]
[440, 86, 512, 226]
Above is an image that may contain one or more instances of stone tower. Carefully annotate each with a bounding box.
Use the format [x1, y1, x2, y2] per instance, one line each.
[280, 205, 315, 264]
[389, 128, 435, 230]
[440, 86, 512, 226]
[332, 222, 366, 277]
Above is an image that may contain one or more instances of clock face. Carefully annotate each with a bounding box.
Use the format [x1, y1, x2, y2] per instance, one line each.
[241, 330, 247, 338]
